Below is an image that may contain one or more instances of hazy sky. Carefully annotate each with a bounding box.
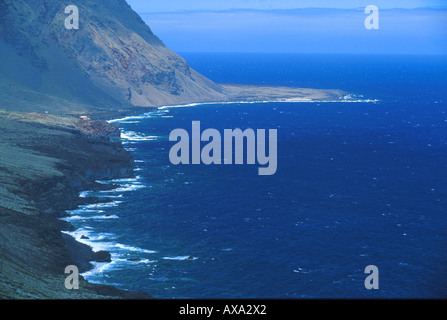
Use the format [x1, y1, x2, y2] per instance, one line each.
[126, 0, 447, 12]
[126, 1, 447, 54]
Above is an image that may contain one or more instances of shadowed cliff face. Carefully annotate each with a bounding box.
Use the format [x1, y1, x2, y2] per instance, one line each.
[0, 0, 223, 114]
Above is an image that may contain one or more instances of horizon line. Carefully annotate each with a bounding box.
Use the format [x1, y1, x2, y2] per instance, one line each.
[137, 6, 447, 14]
[175, 51, 447, 56]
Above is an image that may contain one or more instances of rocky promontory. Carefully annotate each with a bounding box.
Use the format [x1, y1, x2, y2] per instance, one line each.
[0, 111, 150, 299]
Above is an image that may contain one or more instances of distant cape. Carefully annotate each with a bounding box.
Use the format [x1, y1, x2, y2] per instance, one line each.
[0, 0, 345, 117]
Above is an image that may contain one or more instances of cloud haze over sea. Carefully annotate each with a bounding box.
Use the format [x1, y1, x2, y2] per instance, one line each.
[127, 0, 447, 12]
[133, 7, 447, 55]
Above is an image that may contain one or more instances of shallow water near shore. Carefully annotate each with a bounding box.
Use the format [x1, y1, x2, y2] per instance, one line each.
[66, 53, 447, 298]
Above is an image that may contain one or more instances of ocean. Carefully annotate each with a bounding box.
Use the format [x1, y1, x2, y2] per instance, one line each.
[63, 53, 447, 298]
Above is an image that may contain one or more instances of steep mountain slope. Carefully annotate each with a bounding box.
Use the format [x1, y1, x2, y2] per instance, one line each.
[0, 0, 224, 115]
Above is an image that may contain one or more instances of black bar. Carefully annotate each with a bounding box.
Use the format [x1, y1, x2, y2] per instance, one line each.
[1, 299, 444, 318]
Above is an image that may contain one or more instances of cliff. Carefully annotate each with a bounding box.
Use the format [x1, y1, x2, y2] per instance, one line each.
[0, 111, 150, 298]
[0, 0, 224, 116]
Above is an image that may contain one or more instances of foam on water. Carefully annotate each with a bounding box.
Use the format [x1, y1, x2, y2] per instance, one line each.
[120, 130, 158, 142]
[80, 201, 123, 209]
[79, 191, 91, 198]
[114, 243, 157, 254]
[107, 113, 153, 124]
[157, 97, 378, 111]
[100, 183, 145, 193]
[62, 225, 158, 281]
[95, 176, 147, 193]
[61, 214, 119, 221]
[108, 109, 172, 124]
[162, 256, 198, 261]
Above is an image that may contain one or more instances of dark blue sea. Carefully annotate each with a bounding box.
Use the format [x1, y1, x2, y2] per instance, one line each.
[64, 53, 447, 298]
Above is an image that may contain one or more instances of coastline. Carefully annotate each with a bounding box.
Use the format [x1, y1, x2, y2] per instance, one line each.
[0, 90, 376, 299]
[108, 94, 378, 123]
[0, 111, 151, 299]
[60, 174, 155, 285]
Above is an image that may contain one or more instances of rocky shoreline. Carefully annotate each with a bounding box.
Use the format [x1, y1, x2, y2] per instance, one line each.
[0, 111, 151, 299]
[0, 87, 356, 299]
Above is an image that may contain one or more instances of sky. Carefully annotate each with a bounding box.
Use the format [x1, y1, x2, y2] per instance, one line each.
[126, 0, 447, 12]
[126, 1, 447, 54]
